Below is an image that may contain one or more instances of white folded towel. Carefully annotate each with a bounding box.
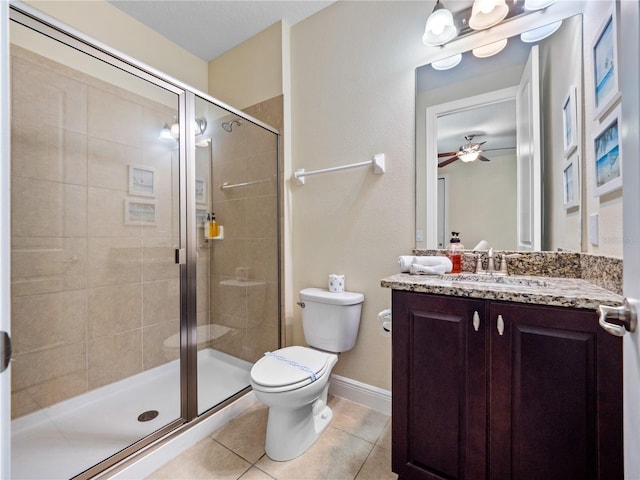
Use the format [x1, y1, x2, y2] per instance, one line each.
[409, 263, 448, 275]
[399, 255, 452, 273]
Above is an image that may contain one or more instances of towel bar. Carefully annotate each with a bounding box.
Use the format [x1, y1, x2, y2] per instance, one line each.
[294, 153, 385, 185]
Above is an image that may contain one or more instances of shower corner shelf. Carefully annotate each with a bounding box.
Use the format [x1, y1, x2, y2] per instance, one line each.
[294, 153, 385, 186]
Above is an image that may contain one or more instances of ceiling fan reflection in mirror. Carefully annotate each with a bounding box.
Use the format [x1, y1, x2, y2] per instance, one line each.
[437, 134, 514, 167]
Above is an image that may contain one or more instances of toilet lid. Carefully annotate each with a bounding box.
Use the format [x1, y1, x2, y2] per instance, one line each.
[251, 346, 330, 389]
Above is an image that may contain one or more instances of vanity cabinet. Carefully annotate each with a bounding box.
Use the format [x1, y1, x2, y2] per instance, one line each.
[391, 290, 623, 480]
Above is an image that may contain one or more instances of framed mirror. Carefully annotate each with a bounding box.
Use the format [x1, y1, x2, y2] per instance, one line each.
[416, 10, 584, 252]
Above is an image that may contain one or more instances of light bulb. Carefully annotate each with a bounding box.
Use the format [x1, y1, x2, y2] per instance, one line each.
[431, 22, 445, 36]
[170, 123, 180, 139]
[479, 0, 495, 14]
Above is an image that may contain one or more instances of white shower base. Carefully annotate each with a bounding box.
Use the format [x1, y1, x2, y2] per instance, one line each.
[11, 348, 252, 480]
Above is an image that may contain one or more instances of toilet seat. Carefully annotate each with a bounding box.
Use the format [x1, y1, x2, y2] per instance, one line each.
[251, 346, 332, 393]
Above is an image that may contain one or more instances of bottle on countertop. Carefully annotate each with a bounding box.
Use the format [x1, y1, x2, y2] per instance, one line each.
[447, 232, 463, 273]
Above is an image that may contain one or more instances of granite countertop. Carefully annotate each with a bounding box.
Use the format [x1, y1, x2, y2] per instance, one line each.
[381, 273, 624, 310]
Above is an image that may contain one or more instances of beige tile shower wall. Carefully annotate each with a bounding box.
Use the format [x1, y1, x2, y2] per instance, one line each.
[10, 47, 180, 418]
[208, 97, 282, 364]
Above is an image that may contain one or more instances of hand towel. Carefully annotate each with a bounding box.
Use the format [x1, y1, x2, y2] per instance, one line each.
[409, 263, 448, 275]
[399, 255, 452, 273]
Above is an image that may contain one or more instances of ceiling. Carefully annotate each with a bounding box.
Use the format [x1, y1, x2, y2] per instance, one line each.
[108, 0, 335, 62]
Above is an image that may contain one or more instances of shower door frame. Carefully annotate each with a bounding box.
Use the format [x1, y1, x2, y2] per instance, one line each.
[7, 3, 281, 478]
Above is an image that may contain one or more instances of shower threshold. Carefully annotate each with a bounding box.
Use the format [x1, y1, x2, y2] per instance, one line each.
[11, 348, 252, 480]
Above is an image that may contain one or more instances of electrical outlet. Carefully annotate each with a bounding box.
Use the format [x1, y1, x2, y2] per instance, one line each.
[416, 229, 424, 242]
[589, 214, 599, 246]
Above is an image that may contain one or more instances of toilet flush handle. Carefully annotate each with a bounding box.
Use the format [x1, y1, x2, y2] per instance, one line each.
[297, 301, 305, 308]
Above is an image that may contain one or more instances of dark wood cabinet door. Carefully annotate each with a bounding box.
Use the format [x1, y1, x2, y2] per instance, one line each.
[488, 302, 623, 480]
[392, 291, 487, 480]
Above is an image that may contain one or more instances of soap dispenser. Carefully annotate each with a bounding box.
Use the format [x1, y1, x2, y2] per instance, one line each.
[447, 232, 464, 273]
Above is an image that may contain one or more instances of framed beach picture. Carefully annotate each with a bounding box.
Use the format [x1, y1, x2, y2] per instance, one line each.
[593, 104, 622, 197]
[592, 3, 619, 120]
[562, 86, 577, 156]
[563, 151, 579, 209]
[124, 198, 157, 225]
[195, 178, 207, 205]
[128, 165, 156, 197]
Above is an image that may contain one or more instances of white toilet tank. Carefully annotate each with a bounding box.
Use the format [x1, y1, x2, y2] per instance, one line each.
[299, 288, 364, 353]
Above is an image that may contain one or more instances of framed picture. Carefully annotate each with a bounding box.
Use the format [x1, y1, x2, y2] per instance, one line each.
[563, 151, 579, 209]
[128, 165, 156, 197]
[124, 198, 157, 225]
[562, 86, 577, 156]
[592, 3, 619, 120]
[593, 104, 622, 197]
[195, 178, 207, 205]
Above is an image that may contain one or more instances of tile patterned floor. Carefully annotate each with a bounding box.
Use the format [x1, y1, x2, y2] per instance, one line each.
[146, 395, 397, 480]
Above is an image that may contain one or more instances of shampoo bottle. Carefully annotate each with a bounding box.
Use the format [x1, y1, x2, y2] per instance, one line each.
[209, 213, 219, 238]
[447, 232, 463, 273]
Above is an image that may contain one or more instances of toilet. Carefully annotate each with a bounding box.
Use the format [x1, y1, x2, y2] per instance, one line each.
[249, 287, 364, 461]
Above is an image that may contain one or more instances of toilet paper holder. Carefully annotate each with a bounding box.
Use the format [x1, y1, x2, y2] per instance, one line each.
[378, 309, 392, 336]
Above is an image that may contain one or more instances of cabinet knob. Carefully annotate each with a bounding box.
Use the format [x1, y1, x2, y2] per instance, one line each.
[497, 314, 505, 336]
[473, 311, 480, 331]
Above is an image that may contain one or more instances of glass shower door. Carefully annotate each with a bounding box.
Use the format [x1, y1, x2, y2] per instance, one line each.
[193, 95, 280, 415]
[9, 16, 184, 479]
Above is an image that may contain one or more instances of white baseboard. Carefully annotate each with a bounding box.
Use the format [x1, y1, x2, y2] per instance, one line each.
[328, 374, 392, 415]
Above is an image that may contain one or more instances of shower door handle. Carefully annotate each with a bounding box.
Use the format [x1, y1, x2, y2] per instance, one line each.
[0, 331, 11, 373]
[175, 247, 186, 265]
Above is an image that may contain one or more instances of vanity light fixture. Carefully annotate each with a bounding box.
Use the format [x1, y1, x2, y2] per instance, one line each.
[468, 0, 509, 30]
[520, 20, 562, 43]
[431, 53, 463, 70]
[422, 0, 458, 46]
[472, 38, 508, 58]
[524, 0, 556, 11]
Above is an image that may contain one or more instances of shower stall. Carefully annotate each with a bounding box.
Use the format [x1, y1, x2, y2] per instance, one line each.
[7, 5, 281, 479]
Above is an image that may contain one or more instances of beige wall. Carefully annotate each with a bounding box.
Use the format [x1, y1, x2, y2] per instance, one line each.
[208, 22, 286, 110]
[290, 1, 424, 390]
[21, 0, 208, 92]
